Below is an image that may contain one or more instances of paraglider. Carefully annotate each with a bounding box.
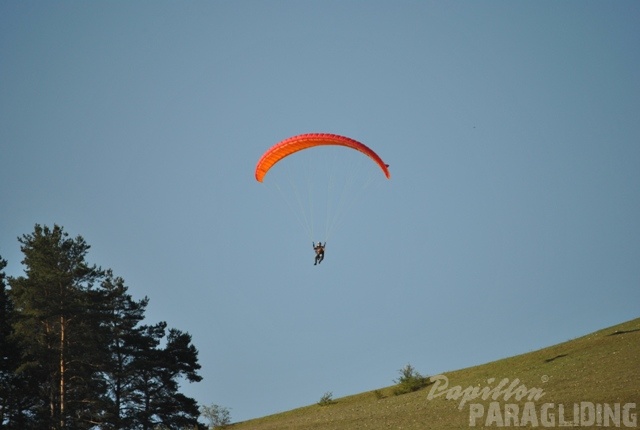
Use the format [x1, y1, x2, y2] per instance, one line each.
[313, 241, 325, 265]
[255, 133, 390, 264]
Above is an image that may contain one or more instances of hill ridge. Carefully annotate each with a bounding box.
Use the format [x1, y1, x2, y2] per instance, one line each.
[231, 318, 639, 429]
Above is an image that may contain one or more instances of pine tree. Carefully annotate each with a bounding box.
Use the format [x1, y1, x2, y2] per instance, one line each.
[88, 266, 203, 430]
[0, 256, 22, 427]
[4, 224, 204, 429]
[128, 323, 202, 430]
[0, 254, 41, 428]
[98, 271, 150, 429]
[9, 224, 105, 429]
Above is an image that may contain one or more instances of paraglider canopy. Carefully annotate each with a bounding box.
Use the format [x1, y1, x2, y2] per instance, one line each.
[255, 133, 391, 182]
[254, 132, 390, 243]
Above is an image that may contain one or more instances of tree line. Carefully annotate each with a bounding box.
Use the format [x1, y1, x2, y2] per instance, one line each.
[0, 224, 204, 429]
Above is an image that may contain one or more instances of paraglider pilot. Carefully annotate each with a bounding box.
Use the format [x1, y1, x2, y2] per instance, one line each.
[313, 242, 325, 265]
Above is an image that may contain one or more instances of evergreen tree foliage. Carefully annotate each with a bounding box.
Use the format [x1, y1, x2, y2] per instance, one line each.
[98, 271, 150, 429]
[0, 256, 40, 428]
[1, 224, 203, 429]
[0, 255, 27, 428]
[9, 224, 105, 429]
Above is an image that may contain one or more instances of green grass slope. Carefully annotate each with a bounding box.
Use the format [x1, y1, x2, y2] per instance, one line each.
[230, 318, 639, 429]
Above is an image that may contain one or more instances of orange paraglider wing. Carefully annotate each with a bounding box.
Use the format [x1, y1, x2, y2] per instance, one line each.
[255, 133, 390, 182]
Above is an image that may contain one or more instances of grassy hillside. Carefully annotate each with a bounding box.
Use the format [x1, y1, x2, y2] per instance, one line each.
[230, 318, 639, 429]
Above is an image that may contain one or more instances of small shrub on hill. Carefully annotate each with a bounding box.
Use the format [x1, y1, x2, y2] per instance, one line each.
[393, 363, 429, 395]
[317, 392, 335, 406]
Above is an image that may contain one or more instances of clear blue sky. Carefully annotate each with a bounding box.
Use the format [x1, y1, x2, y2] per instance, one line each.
[1, 1, 639, 423]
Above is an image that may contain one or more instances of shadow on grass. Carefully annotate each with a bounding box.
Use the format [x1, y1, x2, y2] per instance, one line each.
[607, 328, 640, 336]
[544, 354, 568, 363]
